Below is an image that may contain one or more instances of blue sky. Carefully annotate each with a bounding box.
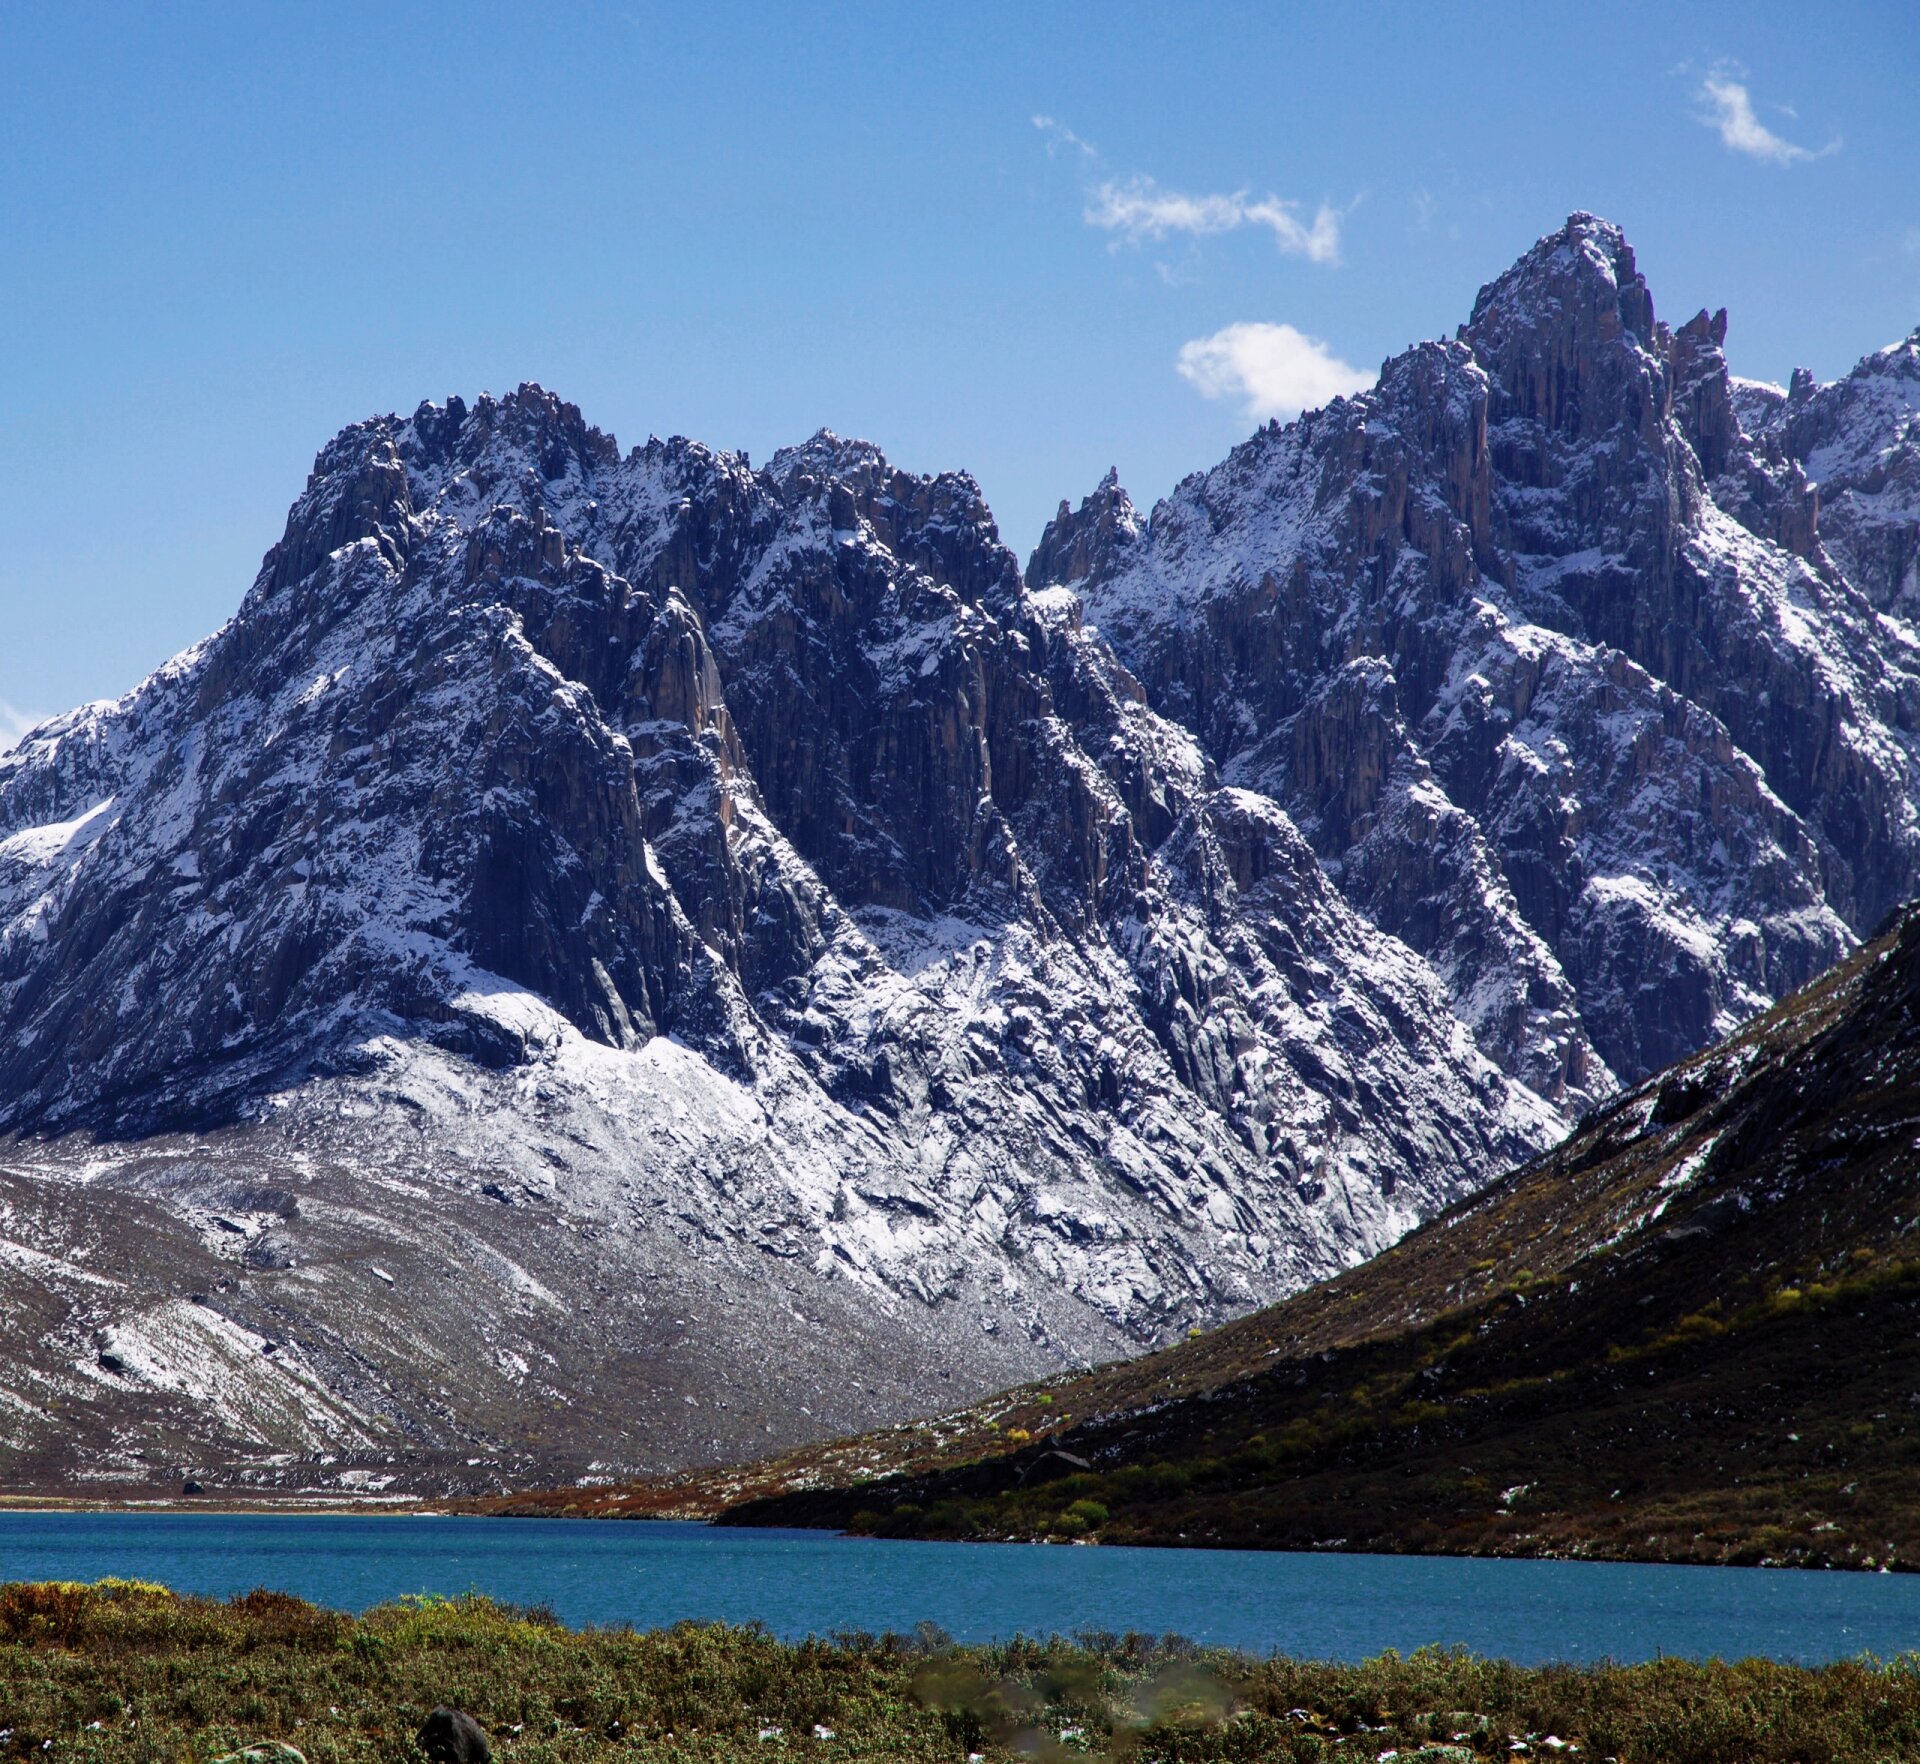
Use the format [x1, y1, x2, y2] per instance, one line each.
[3, 0, 1916, 733]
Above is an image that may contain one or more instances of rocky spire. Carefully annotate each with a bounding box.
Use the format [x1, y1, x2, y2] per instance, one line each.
[1025, 466, 1143, 589]
[1766, 328, 1920, 615]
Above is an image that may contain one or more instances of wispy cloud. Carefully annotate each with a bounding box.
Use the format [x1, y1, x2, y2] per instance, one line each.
[1087, 178, 1344, 264]
[1697, 67, 1837, 166]
[1032, 116, 1347, 267]
[1032, 114, 1097, 161]
[1176, 322, 1371, 421]
[0, 701, 41, 754]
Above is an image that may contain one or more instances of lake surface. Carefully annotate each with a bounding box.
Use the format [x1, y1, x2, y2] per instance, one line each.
[2, 1512, 1917, 1665]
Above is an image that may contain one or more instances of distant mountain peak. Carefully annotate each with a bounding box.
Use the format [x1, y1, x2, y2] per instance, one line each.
[1, 370, 1558, 1349]
[1464, 212, 1652, 347]
[1070, 212, 1920, 1107]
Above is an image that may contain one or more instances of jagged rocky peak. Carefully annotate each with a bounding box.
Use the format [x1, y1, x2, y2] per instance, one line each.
[0, 368, 1568, 1471]
[1668, 309, 1821, 562]
[10, 217, 1920, 1494]
[1461, 211, 1662, 452]
[1059, 211, 1920, 1102]
[1670, 306, 1736, 477]
[763, 428, 1018, 613]
[1460, 216, 1817, 560]
[409, 382, 621, 477]
[1740, 328, 1920, 616]
[1026, 466, 1144, 590]
[1729, 372, 1788, 436]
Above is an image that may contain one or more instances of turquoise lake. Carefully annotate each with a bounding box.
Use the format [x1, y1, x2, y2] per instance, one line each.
[3, 1512, 1916, 1666]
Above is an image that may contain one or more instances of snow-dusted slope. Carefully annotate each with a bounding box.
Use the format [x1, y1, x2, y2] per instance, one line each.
[0, 387, 1556, 1493]
[1055, 215, 1920, 1093]
[1736, 329, 1920, 622]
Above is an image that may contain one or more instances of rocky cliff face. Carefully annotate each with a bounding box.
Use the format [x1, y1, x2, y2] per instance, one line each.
[1050, 214, 1920, 1094]
[0, 387, 1554, 1494]
[1734, 329, 1920, 621]
[708, 902, 1920, 1569]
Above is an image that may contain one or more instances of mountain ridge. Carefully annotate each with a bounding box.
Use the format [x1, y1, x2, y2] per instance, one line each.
[1040, 214, 1920, 1093]
[0, 389, 1550, 1495]
[2, 213, 1917, 1495]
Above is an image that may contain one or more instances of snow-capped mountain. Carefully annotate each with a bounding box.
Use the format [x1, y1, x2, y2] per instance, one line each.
[2, 212, 1916, 1495]
[0, 386, 1551, 1494]
[1044, 214, 1920, 1095]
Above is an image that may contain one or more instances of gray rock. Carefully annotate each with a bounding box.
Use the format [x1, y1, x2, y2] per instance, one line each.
[4, 216, 1917, 1491]
[416, 1709, 489, 1764]
[1743, 328, 1920, 621]
[0, 388, 1562, 1490]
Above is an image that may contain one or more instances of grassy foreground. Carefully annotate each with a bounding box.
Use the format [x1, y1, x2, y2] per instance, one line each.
[4, 1582, 1920, 1764]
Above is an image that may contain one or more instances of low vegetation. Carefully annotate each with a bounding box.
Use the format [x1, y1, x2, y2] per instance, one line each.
[6, 1580, 1920, 1764]
[768, 1245, 1920, 1565]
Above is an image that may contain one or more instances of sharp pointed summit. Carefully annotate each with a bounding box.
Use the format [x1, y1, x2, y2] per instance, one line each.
[1049, 215, 1920, 1096]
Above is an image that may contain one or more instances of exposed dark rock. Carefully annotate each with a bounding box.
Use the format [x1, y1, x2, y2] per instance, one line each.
[4, 217, 1919, 1494]
[0, 382, 1567, 1493]
[1742, 328, 1920, 620]
[416, 1709, 490, 1764]
[1026, 468, 1142, 590]
[706, 906, 1920, 1568]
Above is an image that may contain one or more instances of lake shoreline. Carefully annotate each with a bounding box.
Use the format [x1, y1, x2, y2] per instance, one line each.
[8, 1510, 1920, 1666]
[6, 1491, 1919, 1576]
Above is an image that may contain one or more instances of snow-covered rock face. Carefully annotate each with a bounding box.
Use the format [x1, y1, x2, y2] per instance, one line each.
[1739, 330, 1920, 624]
[0, 384, 1566, 1489]
[1060, 213, 1920, 1093]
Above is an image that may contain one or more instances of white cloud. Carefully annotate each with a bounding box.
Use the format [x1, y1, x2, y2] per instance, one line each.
[1032, 114, 1097, 160]
[0, 701, 41, 754]
[1176, 322, 1372, 421]
[1697, 70, 1836, 166]
[1088, 176, 1343, 264]
[1029, 119, 1346, 266]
